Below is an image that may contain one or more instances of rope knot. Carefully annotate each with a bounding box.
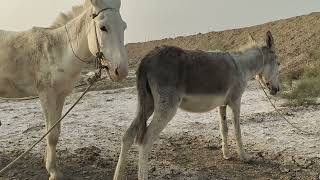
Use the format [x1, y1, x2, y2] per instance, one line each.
[85, 70, 102, 85]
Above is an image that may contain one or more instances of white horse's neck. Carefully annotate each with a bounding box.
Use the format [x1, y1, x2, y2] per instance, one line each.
[50, 8, 93, 70]
[232, 48, 264, 80]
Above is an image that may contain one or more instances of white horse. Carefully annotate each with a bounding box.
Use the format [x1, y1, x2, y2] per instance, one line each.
[0, 0, 128, 179]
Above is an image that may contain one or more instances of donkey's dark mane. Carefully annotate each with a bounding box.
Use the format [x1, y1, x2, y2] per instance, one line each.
[148, 45, 186, 58]
[142, 45, 231, 63]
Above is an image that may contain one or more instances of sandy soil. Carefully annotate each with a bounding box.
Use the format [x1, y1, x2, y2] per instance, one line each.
[0, 80, 319, 180]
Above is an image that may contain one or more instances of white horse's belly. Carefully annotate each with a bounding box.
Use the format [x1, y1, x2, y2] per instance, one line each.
[0, 45, 38, 97]
[180, 95, 226, 113]
[0, 77, 37, 98]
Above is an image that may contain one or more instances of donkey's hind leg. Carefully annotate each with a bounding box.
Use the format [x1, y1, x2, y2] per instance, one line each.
[113, 100, 154, 180]
[138, 91, 181, 180]
[39, 91, 66, 180]
[219, 105, 231, 160]
[229, 98, 247, 161]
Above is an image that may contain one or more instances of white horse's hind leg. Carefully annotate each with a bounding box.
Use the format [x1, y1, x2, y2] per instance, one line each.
[229, 98, 247, 161]
[39, 91, 66, 180]
[138, 93, 180, 180]
[218, 105, 231, 160]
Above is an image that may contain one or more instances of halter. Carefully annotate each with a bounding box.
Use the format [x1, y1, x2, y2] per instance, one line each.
[65, 7, 115, 76]
[92, 8, 115, 72]
[257, 47, 272, 87]
[258, 48, 265, 70]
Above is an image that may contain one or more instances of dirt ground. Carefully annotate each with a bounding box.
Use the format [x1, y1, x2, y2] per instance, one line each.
[0, 80, 320, 180]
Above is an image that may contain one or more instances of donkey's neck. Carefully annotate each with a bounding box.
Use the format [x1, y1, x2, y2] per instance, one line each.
[232, 48, 264, 80]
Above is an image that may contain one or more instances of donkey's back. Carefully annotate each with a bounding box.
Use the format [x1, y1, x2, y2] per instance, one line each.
[138, 45, 242, 112]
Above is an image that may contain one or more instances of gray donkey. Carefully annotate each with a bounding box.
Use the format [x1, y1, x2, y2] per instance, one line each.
[114, 31, 280, 180]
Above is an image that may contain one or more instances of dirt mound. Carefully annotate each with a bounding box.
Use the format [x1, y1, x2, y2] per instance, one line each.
[126, 12, 320, 79]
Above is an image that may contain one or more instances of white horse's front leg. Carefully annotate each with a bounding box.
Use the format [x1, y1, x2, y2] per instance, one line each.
[39, 91, 66, 180]
[229, 98, 248, 161]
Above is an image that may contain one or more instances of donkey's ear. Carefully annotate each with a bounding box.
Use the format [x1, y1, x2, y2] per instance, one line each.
[266, 31, 274, 49]
[248, 33, 256, 42]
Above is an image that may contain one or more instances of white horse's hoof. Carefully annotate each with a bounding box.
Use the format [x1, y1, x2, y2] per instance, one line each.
[223, 154, 232, 160]
[222, 151, 232, 160]
[222, 147, 231, 160]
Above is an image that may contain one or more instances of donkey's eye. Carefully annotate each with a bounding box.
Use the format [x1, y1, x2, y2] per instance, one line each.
[277, 62, 280, 66]
[100, 26, 108, 32]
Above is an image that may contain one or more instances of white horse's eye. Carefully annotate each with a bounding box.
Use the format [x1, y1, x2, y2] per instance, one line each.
[100, 26, 109, 33]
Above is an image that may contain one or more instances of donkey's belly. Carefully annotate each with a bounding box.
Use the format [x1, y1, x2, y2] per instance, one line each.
[179, 95, 226, 113]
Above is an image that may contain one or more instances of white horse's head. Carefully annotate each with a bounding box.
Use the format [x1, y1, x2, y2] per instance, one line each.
[87, 0, 128, 82]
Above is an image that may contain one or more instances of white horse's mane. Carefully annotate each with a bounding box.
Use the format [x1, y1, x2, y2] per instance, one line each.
[50, 0, 91, 28]
[49, 0, 121, 29]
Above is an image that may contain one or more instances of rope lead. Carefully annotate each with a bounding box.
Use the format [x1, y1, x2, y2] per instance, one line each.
[257, 80, 319, 136]
[0, 71, 101, 175]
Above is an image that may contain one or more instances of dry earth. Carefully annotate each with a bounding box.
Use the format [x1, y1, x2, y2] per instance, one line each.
[1, 11, 320, 180]
[0, 80, 319, 180]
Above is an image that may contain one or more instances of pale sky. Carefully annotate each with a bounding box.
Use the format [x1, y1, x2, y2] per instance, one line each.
[0, 0, 320, 43]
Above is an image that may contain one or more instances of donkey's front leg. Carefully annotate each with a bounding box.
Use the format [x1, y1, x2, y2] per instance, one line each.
[218, 105, 231, 160]
[229, 98, 248, 161]
[39, 91, 66, 180]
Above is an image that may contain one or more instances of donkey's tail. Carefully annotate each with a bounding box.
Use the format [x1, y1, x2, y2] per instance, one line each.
[134, 63, 154, 144]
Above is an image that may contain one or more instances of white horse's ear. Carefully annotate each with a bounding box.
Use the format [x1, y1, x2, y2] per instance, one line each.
[90, 0, 102, 7]
[84, 0, 91, 7]
[266, 31, 274, 49]
[90, 0, 121, 9]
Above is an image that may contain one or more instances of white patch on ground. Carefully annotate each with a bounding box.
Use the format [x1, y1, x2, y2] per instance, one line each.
[0, 81, 319, 167]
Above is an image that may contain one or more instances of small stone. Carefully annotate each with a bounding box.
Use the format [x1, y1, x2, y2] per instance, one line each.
[266, 137, 277, 144]
[279, 166, 290, 173]
[151, 166, 156, 173]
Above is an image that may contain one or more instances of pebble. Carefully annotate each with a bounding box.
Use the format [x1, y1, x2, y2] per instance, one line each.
[279, 166, 290, 173]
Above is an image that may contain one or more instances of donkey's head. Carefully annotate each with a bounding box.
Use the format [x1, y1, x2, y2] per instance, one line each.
[87, 0, 128, 82]
[255, 31, 280, 95]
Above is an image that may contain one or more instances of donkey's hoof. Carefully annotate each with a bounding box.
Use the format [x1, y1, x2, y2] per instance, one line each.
[113, 174, 125, 180]
[113, 176, 125, 180]
[49, 171, 64, 180]
[239, 154, 251, 162]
